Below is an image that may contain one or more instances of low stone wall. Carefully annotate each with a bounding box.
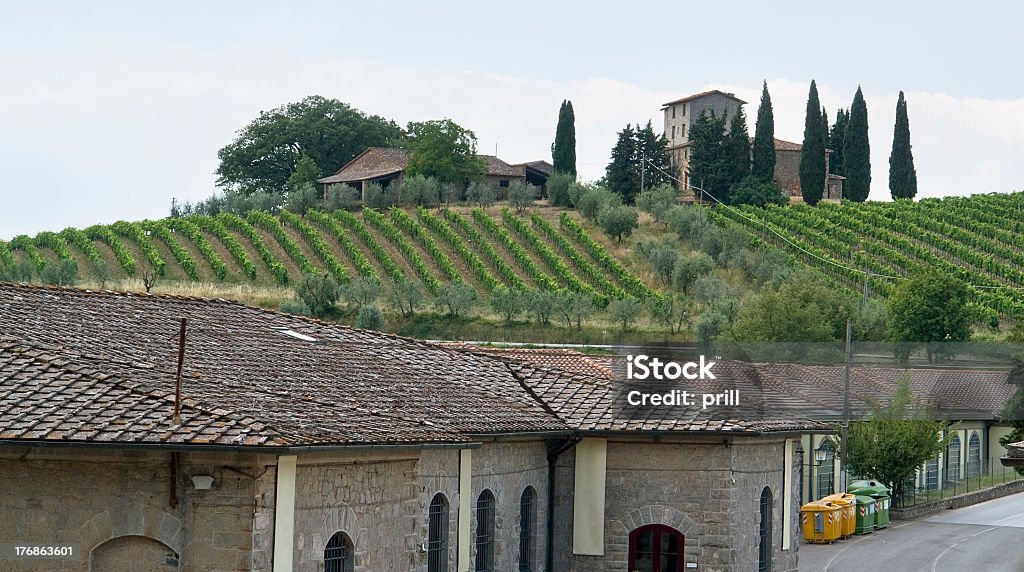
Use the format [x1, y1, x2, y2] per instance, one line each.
[891, 479, 1024, 520]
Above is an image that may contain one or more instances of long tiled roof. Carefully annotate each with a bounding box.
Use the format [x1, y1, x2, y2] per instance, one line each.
[0, 284, 564, 447]
[316, 147, 527, 185]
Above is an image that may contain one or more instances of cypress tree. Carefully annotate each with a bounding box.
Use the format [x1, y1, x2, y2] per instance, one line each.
[552, 100, 577, 176]
[844, 86, 871, 202]
[723, 107, 751, 202]
[606, 124, 640, 203]
[687, 110, 728, 200]
[889, 91, 917, 200]
[829, 109, 849, 175]
[799, 80, 826, 206]
[751, 81, 776, 183]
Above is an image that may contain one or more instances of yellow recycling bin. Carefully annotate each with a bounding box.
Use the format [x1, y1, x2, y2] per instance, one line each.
[800, 501, 842, 544]
[822, 493, 856, 538]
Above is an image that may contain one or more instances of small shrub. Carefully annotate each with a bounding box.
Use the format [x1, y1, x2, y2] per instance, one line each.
[598, 204, 639, 242]
[508, 181, 536, 213]
[433, 282, 476, 317]
[607, 297, 644, 332]
[364, 182, 397, 210]
[279, 299, 311, 316]
[326, 184, 361, 211]
[343, 276, 382, 309]
[386, 280, 425, 318]
[547, 173, 574, 207]
[284, 182, 321, 215]
[466, 181, 496, 208]
[526, 289, 558, 324]
[490, 286, 526, 322]
[635, 183, 677, 224]
[355, 304, 385, 330]
[40, 259, 79, 287]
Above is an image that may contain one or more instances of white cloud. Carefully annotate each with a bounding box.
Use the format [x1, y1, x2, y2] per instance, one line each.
[1, 50, 1022, 239]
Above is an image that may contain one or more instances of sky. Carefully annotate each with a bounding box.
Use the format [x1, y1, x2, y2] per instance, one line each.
[2, 1, 1023, 239]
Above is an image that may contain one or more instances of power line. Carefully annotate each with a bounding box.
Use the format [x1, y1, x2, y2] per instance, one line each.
[644, 158, 1024, 293]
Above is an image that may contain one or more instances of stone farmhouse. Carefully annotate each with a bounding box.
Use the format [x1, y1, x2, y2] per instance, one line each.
[661, 90, 843, 201]
[316, 147, 552, 201]
[1, 283, 825, 572]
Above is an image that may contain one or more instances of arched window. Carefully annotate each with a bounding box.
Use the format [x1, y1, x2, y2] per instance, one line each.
[759, 487, 773, 572]
[519, 487, 537, 572]
[324, 531, 354, 572]
[968, 432, 981, 477]
[815, 441, 835, 498]
[427, 493, 449, 572]
[947, 434, 961, 482]
[628, 524, 684, 572]
[475, 489, 495, 572]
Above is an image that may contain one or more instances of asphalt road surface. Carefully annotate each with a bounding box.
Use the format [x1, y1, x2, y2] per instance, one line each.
[799, 490, 1024, 571]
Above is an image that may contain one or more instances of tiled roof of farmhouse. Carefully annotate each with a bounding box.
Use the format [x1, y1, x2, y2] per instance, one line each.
[774, 138, 802, 152]
[662, 89, 747, 108]
[316, 147, 525, 184]
[439, 344, 615, 380]
[0, 283, 569, 447]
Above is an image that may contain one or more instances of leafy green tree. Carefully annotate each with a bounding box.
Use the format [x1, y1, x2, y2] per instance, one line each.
[490, 286, 526, 322]
[406, 119, 487, 184]
[605, 124, 640, 203]
[889, 91, 918, 200]
[598, 205, 639, 242]
[635, 183, 677, 225]
[672, 252, 714, 295]
[508, 181, 536, 213]
[728, 288, 835, 342]
[556, 290, 595, 330]
[465, 181, 497, 208]
[363, 182, 396, 210]
[887, 271, 972, 361]
[729, 175, 787, 208]
[607, 297, 644, 332]
[40, 259, 79, 287]
[284, 182, 320, 215]
[552, 100, 577, 176]
[325, 184, 361, 211]
[841, 376, 951, 506]
[723, 107, 751, 200]
[799, 80, 827, 206]
[686, 110, 728, 199]
[576, 186, 620, 222]
[440, 182, 463, 205]
[648, 293, 688, 335]
[666, 205, 709, 240]
[433, 282, 476, 317]
[547, 172, 574, 207]
[386, 279, 424, 317]
[751, 81, 776, 183]
[342, 276, 381, 310]
[286, 154, 321, 196]
[829, 108, 849, 175]
[355, 304, 385, 330]
[216, 96, 404, 195]
[295, 272, 341, 317]
[527, 289, 558, 324]
[845, 86, 872, 202]
[398, 174, 441, 207]
[638, 240, 678, 285]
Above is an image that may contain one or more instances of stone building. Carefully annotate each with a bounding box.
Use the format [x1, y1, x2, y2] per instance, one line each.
[661, 90, 843, 201]
[0, 283, 823, 571]
[316, 147, 549, 201]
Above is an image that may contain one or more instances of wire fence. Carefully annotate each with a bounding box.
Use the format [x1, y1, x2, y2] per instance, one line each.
[898, 456, 1023, 507]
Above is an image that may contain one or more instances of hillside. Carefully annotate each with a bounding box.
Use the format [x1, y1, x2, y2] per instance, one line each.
[0, 206, 656, 306]
[711, 191, 1024, 321]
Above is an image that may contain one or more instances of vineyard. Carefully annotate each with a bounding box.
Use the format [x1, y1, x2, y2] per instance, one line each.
[711, 191, 1024, 320]
[0, 207, 655, 306]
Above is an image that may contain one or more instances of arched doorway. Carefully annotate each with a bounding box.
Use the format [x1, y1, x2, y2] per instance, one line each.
[628, 524, 684, 572]
[90, 535, 178, 571]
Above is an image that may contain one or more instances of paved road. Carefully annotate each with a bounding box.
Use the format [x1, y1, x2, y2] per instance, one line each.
[799, 490, 1024, 571]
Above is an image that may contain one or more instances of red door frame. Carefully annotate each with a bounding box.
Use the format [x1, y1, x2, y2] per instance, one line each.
[627, 524, 685, 572]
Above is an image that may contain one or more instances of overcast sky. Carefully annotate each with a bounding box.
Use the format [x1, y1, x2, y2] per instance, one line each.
[2, 1, 1023, 239]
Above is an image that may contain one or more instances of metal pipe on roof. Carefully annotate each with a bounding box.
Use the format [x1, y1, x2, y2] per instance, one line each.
[173, 318, 186, 424]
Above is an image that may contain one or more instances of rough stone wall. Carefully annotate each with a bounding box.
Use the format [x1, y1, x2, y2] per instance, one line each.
[469, 441, 549, 572]
[291, 451, 421, 572]
[0, 446, 260, 572]
[554, 437, 797, 572]
[415, 448, 461, 572]
[774, 149, 802, 197]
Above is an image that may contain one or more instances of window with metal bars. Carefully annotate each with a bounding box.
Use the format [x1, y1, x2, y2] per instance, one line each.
[324, 531, 354, 572]
[427, 493, 449, 572]
[475, 489, 495, 572]
[758, 487, 773, 572]
[519, 487, 537, 572]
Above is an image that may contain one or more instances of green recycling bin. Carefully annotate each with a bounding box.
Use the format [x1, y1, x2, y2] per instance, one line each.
[849, 480, 890, 529]
[853, 494, 875, 534]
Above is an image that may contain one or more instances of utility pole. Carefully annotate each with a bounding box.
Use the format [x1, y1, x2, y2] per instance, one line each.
[640, 149, 646, 196]
[840, 317, 852, 492]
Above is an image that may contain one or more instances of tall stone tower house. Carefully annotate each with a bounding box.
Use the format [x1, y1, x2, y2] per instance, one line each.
[662, 90, 745, 190]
